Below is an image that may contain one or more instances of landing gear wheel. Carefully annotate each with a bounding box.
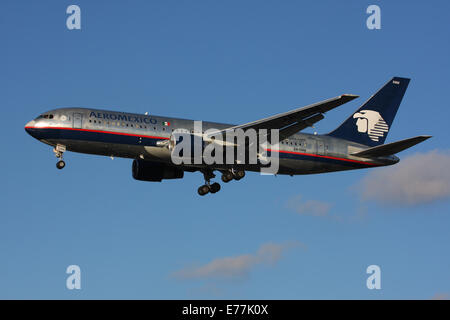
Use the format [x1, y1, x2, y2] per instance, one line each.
[221, 171, 233, 183]
[233, 170, 245, 180]
[198, 184, 210, 196]
[198, 169, 222, 195]
[56, 160, 66, 170]
[209, 182, 221, 193]
[53, 144, 66, 170]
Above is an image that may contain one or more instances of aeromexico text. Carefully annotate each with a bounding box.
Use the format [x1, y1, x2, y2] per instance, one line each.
[170, 121, 280, 174]
[89, 111, 157, 124]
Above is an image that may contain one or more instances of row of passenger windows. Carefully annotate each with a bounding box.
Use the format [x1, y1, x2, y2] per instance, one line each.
[35, 113, 307, 146]
[88, 119, 173, 131]
[86, 119, 309, 146]
[281, 140, 307, 147]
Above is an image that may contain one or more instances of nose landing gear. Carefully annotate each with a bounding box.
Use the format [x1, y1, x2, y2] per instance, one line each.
[56, 160, 66, 169]
[53, 144, 66, 170]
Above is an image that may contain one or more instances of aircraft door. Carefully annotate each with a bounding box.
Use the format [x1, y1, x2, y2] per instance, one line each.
[316, 139, 325, 155]
[73, 113, 83, 129]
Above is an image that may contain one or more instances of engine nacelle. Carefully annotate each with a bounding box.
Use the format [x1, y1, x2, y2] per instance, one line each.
[132, 159, 184, 182]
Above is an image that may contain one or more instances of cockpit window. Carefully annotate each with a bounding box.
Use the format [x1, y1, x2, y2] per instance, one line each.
[37, 114, 54, 119]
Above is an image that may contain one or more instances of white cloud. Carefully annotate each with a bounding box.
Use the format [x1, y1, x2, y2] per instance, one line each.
[286, 195, 332, 217]
[172, 242, 303, 280]
[359, 150, 450, 206]
[431, 293, 449, 300]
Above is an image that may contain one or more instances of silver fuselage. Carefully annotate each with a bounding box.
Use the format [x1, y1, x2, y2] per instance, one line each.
[25, 107, 398, 175]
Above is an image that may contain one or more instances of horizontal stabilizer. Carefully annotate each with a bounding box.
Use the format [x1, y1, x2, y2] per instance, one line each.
[352, 135, 432, 158]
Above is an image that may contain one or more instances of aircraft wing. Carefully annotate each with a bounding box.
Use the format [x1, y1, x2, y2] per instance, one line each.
[206, 94, 359, 141]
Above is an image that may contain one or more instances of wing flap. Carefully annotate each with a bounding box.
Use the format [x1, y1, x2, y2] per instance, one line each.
[279, 113, 324, 141]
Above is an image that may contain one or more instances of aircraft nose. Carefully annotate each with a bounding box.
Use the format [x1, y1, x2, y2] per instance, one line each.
[25, 120, 37, 137]
[25, 119, 34, 129]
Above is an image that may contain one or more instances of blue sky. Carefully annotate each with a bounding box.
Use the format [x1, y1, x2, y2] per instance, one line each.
[1, 0, 449, 299]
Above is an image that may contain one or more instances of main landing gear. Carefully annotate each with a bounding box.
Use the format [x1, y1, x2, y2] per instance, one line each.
[197, 169, 246, 196]
[197, 182, 221, 196]
[53, 144, 66, 170]
[221, 169, 245, 183]
[198, 169, 221, 196]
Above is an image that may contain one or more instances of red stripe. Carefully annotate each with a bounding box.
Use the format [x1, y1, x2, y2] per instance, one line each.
[24, 126, 170, 140]
[26, 126, 376, 166]
[266, 148, 377, 166]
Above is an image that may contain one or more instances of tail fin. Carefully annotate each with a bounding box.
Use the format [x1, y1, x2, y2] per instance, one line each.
[327, 77, 410, 147]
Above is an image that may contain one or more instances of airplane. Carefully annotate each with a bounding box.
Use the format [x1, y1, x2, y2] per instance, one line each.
[25, 77, 430, 196]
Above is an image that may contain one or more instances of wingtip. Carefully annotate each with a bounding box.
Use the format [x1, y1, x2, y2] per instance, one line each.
[341, 94, 359, 99]
[392, 76, 411, 83]
[413, 135, 432, 142]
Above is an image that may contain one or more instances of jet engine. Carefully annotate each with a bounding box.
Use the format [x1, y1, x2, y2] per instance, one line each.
[132, 159, 184, 182]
